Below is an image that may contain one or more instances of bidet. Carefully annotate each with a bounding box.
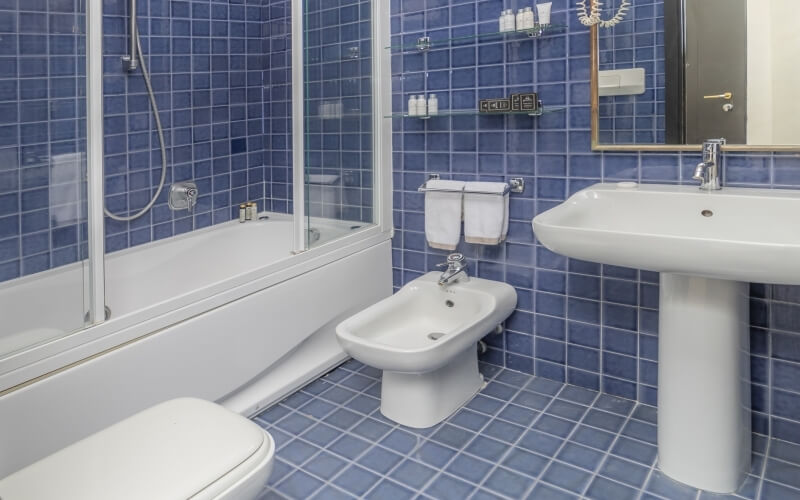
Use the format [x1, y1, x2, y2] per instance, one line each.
[336, 272, 516, 427]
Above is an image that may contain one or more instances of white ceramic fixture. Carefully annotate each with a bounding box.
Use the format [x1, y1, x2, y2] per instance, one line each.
[532, 182, 800, 493]
[336, 272, 517, 428]
[0, 398, 275, 499]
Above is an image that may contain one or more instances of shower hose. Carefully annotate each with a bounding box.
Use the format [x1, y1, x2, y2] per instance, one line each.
[104, 27, 168, 222]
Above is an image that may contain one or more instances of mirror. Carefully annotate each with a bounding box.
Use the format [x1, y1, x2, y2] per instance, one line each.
[590, 0, 800, 151]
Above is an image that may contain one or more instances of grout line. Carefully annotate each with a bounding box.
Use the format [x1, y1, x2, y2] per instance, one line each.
[578, 397, 638, 498]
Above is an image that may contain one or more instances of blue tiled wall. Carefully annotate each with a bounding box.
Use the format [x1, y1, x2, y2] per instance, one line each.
[263, 0, 292, 213]
[101, 0, 268, 251]
[388, 0, 800, 445]
[0, 0, 269, 283]
[597, 0, 665, 144]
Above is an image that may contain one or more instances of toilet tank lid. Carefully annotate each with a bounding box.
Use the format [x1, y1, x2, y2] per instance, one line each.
[0, 398, 270, 500]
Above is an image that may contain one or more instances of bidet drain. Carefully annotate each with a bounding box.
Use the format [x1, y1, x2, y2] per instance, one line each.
[428, 332, 445, 341]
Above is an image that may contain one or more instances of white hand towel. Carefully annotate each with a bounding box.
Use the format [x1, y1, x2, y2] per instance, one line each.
[424, 180, 465, 250]
[463, 182, 509, 245]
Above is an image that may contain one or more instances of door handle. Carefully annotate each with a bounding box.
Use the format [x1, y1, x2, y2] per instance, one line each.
[703, 92, 733, 100]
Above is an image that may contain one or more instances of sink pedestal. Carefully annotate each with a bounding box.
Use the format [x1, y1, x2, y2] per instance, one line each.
[658, 273, 751, 493]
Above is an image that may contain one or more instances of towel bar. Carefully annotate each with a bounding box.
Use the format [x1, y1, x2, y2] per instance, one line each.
[417, 175, 525, 196]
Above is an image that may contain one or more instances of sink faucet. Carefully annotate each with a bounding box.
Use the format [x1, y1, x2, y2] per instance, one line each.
[692, 138, 725, 190]
[437, 253, 469, 286]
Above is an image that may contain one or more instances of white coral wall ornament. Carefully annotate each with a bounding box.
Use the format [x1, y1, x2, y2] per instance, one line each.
[577, 0, 630, 28]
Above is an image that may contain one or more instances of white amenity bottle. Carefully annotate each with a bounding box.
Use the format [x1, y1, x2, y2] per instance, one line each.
[427, 94, 438, 115]
[504, 10, 515, 31]
[524, 7, 535, 29]
[417, 95, 427, 116]
[516, 9, 525, 31]
[408, 95, 417, 116]
[499, 10, 506, 31]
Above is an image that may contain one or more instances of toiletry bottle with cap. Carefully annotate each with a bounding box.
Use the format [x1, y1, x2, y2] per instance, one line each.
[516, 9, 525, 31]
[524, 7, 535, 29]
[499, 10, 506, 31]
[417, 95, 427, 116]
[427, 94, 438, 115]
[239, 204, 246, 222]
[408, 95, 417, 116]
[504, 9, 514, 31]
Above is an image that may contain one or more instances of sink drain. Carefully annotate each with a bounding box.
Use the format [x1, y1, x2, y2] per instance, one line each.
[701, 209, 713, 217]
[428, 332, 445, 341]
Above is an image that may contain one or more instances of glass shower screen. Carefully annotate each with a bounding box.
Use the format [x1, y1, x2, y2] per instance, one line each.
[0, 1, 91, 359]
[303, 0, 375, 249]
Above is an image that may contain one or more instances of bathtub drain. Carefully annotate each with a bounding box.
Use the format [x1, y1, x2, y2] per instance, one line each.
[428, 332, 445, 341]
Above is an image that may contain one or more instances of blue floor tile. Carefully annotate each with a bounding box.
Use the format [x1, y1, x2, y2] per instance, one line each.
[254, 361, 800, 500]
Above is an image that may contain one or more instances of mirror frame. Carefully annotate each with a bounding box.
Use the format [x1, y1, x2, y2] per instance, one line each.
[589, 22, 800, 152]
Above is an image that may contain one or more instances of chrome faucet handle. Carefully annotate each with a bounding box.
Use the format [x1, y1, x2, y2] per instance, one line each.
[444, 253, 466, 269]
[186, 187, 197, 214]
[169, 181, 199, 212]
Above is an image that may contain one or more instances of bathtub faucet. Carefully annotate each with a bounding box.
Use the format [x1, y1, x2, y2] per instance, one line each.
[437, 253, 469, 286]
[168, 182, 198, 213]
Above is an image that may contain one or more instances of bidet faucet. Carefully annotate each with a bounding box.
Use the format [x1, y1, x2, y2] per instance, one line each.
[437, 253, 469, 286]
[692, 138, 725, 191]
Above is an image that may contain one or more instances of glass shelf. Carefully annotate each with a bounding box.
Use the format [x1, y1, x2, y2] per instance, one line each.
[386, 24, 566, 52]
[384, 107, 565, 120]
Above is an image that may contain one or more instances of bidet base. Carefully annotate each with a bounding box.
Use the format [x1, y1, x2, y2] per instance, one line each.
[658, 273, 750, 493]
[380, 348, 483, 428]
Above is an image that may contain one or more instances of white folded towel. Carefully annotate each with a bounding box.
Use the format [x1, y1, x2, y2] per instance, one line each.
[424, 180, 465, 250]
[463, 182, 509, 245]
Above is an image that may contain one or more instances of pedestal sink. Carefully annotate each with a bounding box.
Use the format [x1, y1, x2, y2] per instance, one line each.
[532, 182, 800, 493]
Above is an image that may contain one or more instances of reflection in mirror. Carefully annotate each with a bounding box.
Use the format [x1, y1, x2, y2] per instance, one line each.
[594, 0, 800, 147]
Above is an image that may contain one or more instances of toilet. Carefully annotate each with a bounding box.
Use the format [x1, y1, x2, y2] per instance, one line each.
[336, 272, 517, 428]
[0, 398, 275, 500]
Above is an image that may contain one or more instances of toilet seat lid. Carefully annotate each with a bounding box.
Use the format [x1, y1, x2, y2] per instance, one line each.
[0, 398, 270, 500]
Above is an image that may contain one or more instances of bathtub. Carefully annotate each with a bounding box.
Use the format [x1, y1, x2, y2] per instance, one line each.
[0, 214, 391, 477]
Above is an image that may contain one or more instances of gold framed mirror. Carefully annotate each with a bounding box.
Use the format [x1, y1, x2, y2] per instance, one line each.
[589, 0, 800, 152]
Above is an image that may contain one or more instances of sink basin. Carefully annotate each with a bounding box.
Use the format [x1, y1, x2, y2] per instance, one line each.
[335, 272, 516, 427]
[532, 183, 800, 284]
[531, 182, 795, 493]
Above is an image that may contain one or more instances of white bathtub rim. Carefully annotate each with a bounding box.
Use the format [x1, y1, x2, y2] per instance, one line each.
[0, 224, 391, 393]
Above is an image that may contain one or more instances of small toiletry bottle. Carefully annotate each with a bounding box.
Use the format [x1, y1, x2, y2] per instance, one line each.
[499, 10, 506, 32]
[504, 9, 514, 31]
[249, 201, 257, 219]
[524, 7, 535, 29]
[239, 204, 246, 223]
[536, 2, 552, 25]
[427, 94, 438, 115]
[417, 95, 427, 116]
[516, 9, 525, 31]
[408, 95, 417, 116]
